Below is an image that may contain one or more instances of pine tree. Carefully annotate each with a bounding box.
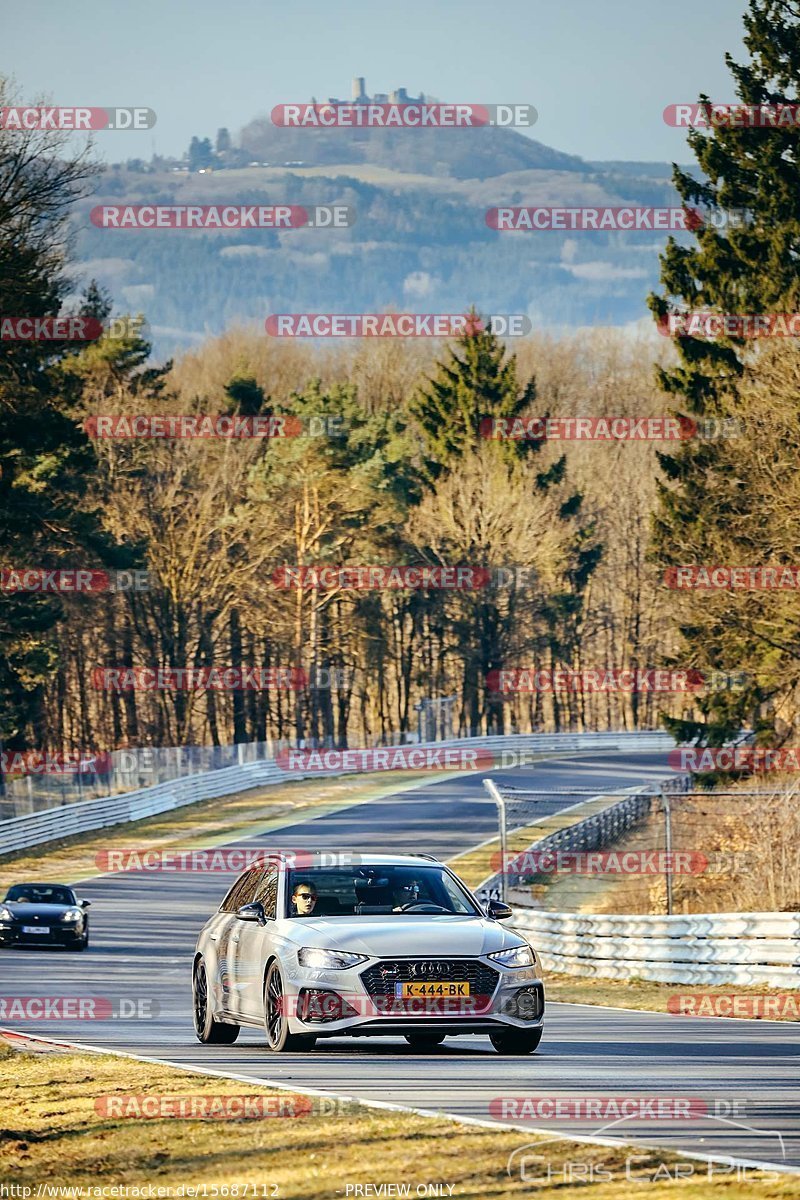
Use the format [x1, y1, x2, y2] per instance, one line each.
[0, 82, 123, 765]
[409, 314, 540, 479]
[648, 0, 800, 746]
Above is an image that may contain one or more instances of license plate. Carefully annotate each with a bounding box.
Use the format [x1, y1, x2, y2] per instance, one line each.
[395, 981, 470, 998]
[22, 926, 49, 934]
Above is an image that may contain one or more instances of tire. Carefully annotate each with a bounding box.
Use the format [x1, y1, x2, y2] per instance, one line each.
[69, 937, 88, 951]
[489, 1027, 543, 1055]
[263, 962, 316, 1052]
[193, 957, 240, 1044]
[404, 1033, 446, 1049]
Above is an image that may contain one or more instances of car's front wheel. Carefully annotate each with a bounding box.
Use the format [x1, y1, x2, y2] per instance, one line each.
[489, 1027, 543, 1055]
[193, 957, 240, 1044]
[404, 1033, 446, 1049]
[263, 962, 316, 1052]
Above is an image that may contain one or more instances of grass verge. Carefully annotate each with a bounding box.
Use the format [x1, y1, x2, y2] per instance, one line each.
[1, 1039, 796, 1198]
[545, 973, 800, 1021]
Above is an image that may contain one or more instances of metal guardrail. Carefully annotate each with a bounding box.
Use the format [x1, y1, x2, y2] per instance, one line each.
[0, 729, 677, 820]
[511, 907, 800, 988]
[0, 729, 677, 858]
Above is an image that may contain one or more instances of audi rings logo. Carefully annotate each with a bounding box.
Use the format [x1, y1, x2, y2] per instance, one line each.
[409, 961, 452, 976]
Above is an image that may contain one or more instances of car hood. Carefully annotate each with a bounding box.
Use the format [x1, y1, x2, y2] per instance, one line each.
[4, 903, 71, 920]
[279, 914, 526, 957]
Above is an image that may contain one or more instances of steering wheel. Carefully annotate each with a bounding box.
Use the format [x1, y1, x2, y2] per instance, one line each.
[397, 901, 449, 913]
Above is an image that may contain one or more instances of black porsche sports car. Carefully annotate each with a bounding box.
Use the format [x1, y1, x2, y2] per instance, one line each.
[0, 883, 90, 950]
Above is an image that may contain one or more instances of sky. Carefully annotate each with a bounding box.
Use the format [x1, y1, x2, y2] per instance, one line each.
[3, 0, 751, 164]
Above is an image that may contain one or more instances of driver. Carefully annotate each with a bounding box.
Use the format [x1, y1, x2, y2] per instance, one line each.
[290, 880, 318, 917]
[391, 879, 421, 911]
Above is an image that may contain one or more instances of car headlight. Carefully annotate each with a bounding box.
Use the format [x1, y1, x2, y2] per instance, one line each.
[0, 906, 12, 922]
[298, 948, 369, 970]
[61, 909, 83, 923]
[488, 945, 535, 968]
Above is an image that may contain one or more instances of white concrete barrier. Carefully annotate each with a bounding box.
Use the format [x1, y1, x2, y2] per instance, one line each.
[511, 908, 800, 988]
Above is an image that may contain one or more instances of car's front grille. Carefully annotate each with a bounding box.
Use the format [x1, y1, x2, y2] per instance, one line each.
[360, 959, 500, 1005]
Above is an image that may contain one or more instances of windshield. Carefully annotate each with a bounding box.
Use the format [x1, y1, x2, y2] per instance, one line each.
[285, 865, 479, 918]
[5, 884, 76, 906]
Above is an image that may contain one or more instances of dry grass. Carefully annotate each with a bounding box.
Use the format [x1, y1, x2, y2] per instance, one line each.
[545, 974, 800, 1021]
[1, 1040, 797, 1199]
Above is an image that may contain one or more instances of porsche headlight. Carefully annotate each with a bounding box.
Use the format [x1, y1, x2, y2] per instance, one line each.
[298, 948, 369, 970]
[0, 906, 12, 922]
[488, 944, 535, 968]
[61, 909, 83, 923]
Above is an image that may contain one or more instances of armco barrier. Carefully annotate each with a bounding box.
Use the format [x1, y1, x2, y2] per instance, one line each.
[511, 908, 800, 988]
[0, 730, 676, 857]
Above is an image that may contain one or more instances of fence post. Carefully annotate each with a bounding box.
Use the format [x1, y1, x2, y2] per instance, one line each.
[483, 778, 508, 902]
[660, 788, 674, 916]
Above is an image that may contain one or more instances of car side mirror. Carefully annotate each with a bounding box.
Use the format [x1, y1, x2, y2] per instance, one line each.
[487, 899, 513, 921]
[80, 900, 91, 909]
[236, 901, 267, 925]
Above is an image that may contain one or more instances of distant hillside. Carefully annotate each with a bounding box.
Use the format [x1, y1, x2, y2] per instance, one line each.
[238, 118, 587, 180]
[77, 137, 693, 359]
[588, 160, 699, 179]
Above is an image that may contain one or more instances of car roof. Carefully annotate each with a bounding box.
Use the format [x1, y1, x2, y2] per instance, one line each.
[7, 882, 75, 889]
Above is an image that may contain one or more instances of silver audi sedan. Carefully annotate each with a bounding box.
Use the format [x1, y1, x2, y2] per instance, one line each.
[192, 851, 544, 1054]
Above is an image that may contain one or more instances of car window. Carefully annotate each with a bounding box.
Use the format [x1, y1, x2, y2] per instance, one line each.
[220, 868, 260, 913]
[439, 871, 475, 914]
[284, 866, 479, 917]
[5, 885, 75, 906]
[253, 867, 278, 919]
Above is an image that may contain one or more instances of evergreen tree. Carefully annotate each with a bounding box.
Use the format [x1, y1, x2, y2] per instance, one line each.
[648, 0, 800, 746]
[409, 314, 540, 480]
[0, 82, 123, 762]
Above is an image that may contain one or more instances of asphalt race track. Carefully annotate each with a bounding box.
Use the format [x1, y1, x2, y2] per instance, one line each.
[1, 751, 799, 1174]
